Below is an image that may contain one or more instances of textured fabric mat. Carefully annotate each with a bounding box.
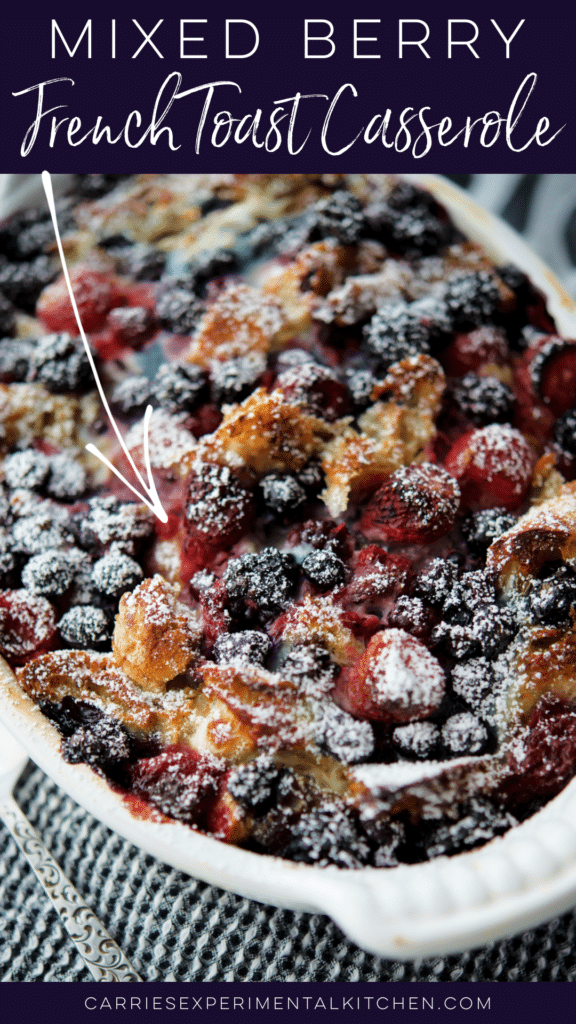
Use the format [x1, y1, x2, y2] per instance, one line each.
[1, 764, 575, 982]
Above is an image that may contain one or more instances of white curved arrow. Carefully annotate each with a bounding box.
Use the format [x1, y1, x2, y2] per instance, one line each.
[41, 171, 168, 523]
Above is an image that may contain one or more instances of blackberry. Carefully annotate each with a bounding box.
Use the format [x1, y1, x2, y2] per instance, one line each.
[451, 657, 495, 715]
[8, 219, 54, 261]
[121, 245, 166, 281]
[296, 460, 324, 494]
[363, 300, 432, 368]
[97, 233, 132, 252]
[451, 373, 514, 426]
[392, 721, 440, 760]
[554, 407, 576, 456]
[312, 190, 365, 246]
[444, 271, 500, 330]
[46, 453, 87, 501]
[73, 174, 127, 199]
[72, 496, 153, 553]
[281, 801, 371, 868]
[260, 474, 307, 517]
[412, 557, 459, 607]
[345, 368, 375, 409]
[187, 248, 238, 291]
[27, 332, 92, 394]
[111, 375, 154, 415]
[228, 755, 281, 814]
[63, 715, 131, 770]
[442, 712, 489, 756]
[280, 643, 338, 698]
[301, 550, 346, 590]
[462, 507, 516, 554]
[442, 569, 498, 624]
[59, 605, 110, 647]
[21, 550, 74, 596]
[424, 797, 517, 859]
[0, 254, 57, 311]
[153, 363, 206, 412]
[91, 551, 143, 599]
[156, 286, 204, 335]
[382, 207, 450, 258]
[471, 604, 516, 658]
[0, 295, 16, 336]
[213, 630, 271, 667]
[0, 338, 33, 382]
[223, 548, 298, 617]
[498, 263, 531, 299]
[431, 621, 480, 660]
[211, 354, 264, 403]
[107, 305, 154, 342]
[38, 696, 101, 737]
[3, 450, 51, 490]
[388, 596, 435, 640]
[530, 571, 576, 626]
[313, 702, 374, 764]
[386, 181, 437, 213]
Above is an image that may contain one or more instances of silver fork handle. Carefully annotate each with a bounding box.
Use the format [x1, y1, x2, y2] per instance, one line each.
[0, 795, 141, 981]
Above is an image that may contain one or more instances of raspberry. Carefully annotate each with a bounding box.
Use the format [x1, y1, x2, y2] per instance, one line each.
[227, 755, 281, 814]
[156, 285, 204, 335]
[341, 628, 445, 723]
[313, 702, 374, 764]
[363, 300, 432, 368]
[424, 798, 516, 858]
[21, 551, 74, 596]
[213, 630, 271, 667]
[462, 507, 517, 554]
[295, 519, 353, 561]
[91, 552, 143, 599]
[442, 712, 489, 755]
[62, 715, 131, 771]
[444, 424, 534, 512]
[360, 463, 460, 544]
[450, 373, 514, 426]
[260, 474, 307, 517]
[301, 550, 347, 590]
[443, 271, 500, 329]
[27, 332, 92, 395]
[501, 696, 576, 801]
[153, 363, 206, 413]
[127, 746, 225, 825]
[280, 801, 371, 868]
[442, 325, 509, 376]
[312, 191, 365, 246]
[37, 266, 120, 334]
[210, 354, 265, 404]
[105, 305, 155, 347]
[111, 375, 154, 415]
[223, 548, 298, 618]
[58, 606, 110, 648]
[392, 720, 440, 759]
[341, 546, 412, 606]
[280, 643, 338, 698]
[528, 336, 576, 416]
[3, 450, 51, 491]
[0, 589, 56, 663]
[277, 362, 349, 421]
[184, 463, 255, 571]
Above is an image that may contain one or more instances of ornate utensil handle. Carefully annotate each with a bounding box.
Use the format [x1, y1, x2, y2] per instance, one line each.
[1, 795, 141, 982]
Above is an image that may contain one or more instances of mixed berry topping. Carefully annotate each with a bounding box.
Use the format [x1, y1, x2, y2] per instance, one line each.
[4, 173, 576, 869]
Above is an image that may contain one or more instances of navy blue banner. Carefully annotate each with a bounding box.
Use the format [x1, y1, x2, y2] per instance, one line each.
[0, 982, 572, 1018]
[1, 2, 575, 170]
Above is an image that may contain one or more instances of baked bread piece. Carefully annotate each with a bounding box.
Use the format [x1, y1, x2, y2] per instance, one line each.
[2, 173, 576, 867]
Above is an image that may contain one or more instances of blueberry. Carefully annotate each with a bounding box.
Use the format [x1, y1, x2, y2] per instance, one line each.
[302, 549, 346, 590]
[260, 474, 307, 517]
[392, 721, 440, 760]
[21, 550, 74, 596]
[314, 702, 374, 764]
[442, 712, 489, 755]
[3, 450, 51, 490]
[213, 630, 271, 666]
[279, 643, 338, 698]
[59, 606, 110, 648]
[412, 558, 459, 607]
[46, 454, 87, 501]
[91, 552, 143, 599]
[462, 507, 516, 554]
[530, 572, 576, 626]
[228, 755, 282, 814]
[223, 548, 298, 617]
